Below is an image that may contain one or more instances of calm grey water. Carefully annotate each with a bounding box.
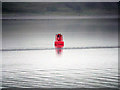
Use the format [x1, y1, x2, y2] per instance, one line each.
[3, 18, 118, 49]
[2, 17, 118, 88]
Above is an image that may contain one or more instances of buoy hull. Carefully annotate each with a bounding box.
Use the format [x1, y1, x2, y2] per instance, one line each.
[55, 41, 64, 48]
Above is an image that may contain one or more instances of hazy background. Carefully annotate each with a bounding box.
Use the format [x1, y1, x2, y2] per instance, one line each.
[2, 2, 118, 49]
[3, 2, 118, 17]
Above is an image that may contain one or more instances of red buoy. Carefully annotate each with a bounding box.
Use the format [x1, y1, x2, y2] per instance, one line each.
[54, 33, 64, 48]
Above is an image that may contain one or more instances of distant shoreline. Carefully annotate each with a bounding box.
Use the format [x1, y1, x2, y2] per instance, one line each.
[2, 14, 118, 19]
[1, 46, 119, 51]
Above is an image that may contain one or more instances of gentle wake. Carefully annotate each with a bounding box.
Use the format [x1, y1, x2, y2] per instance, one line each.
[1, 46, 119, 51]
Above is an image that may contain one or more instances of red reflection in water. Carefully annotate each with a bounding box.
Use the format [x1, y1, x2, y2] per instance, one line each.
[55, 48, 63, 55]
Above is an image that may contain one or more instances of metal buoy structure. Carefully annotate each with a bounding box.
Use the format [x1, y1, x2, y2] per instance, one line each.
[54, 33, 64, 48]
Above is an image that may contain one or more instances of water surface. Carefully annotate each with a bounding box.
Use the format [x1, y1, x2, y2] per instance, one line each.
[2, 48, 118, 88]
[2, 17, 118, 88]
